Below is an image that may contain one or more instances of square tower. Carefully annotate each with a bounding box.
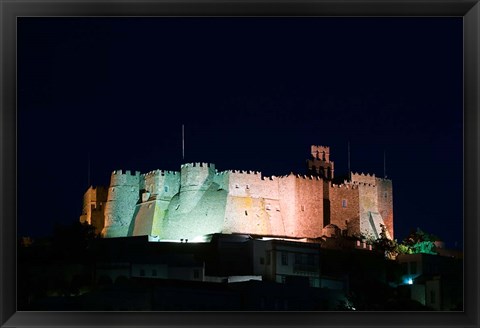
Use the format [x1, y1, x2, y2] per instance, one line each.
[307, 145, 334, 180]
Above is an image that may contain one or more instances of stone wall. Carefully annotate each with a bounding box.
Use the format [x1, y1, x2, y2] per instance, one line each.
[223, 171, 280, 236]
[292, 175, 324, 238]
[329, 183, 360, 234]
[278, 175, 296, 236]
[160, 184, 227, 240]
[130, 170, 181, 238]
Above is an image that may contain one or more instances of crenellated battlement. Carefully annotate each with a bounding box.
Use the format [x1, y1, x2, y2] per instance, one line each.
[332, 183, 358, 189]
[112, 170, 141, 177]
[110, 169, 141, 187]
[375, 176, 392, 183]
[181, 162, 215, 169]
[348, 181, 376, 188]
[261, 175, 278, 181]
[226, 169, 262, 175]
[311, 145, 331, 161]
[142, 169, 179, 177]
[293, 174, 321, 181]
[311, 145, 330, 151]
[351, 172, 375, 178]
[351, 172, 376, 185]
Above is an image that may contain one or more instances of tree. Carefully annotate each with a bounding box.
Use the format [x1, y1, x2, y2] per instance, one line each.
[401, 227, 439, 255]
[370, 226, 442, 259]
[373, 224, 399, 259]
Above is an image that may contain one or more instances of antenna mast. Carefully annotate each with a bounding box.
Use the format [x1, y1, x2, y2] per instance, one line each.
[384, 150, 387, 179]
[182, 124, 185, 161]
[87, 152, 91, 187]
[348, 141, 351, 181]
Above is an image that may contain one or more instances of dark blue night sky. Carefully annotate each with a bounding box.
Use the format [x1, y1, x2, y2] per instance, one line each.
[18, 17, 463, 248]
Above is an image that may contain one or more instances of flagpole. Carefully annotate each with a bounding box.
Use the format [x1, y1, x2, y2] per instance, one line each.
[182, 124, 185, 161]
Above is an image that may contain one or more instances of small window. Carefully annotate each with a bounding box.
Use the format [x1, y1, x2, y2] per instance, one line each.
[281, 252, 288, 265]
[152, 269, 157, 276]
[164, 186, 169, 192]
[342, 199, 347, 208]
[384, 192, 388, 198]
[235, 184, 239, 188]
[140, 269, 145, 277]
[245, 210, 248, 216]
[246, 184, 250, 189]
[266, 204, 271, 211]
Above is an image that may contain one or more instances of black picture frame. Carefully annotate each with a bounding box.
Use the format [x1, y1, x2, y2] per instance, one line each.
[1, 1, 478, 327]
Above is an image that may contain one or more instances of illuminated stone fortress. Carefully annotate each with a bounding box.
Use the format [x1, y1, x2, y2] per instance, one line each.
[80, 145, 394, 242]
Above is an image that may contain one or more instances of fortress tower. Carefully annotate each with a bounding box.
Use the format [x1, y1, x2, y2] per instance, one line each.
[102, 170, 141, 238]
[178, 163, 216, 214]
[79, 186, 108, 234]
[307, 145, 334, 180]
[307, 145, 335, 227]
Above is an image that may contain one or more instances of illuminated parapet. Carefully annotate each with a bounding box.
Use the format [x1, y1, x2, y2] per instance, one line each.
[227, 169, 265, 198]
[351, 172, 376, 186]
[102, 170, 141, 237]
[213, 170, 231, 191]
[142, 169, 180, 202]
